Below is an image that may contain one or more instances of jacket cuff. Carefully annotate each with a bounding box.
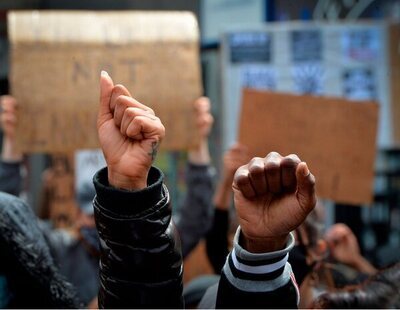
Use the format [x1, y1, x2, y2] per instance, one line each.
[93, 166, 164, 216]
[222, 227, 297, 294]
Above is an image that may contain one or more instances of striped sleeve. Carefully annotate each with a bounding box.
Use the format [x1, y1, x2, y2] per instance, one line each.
[216, 227, 300, 308]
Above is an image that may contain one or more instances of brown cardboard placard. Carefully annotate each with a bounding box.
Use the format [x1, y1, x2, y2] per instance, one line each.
[8, 11, 202, 153]
[239, 89, 379, 205]
[390, 24, 400, 146]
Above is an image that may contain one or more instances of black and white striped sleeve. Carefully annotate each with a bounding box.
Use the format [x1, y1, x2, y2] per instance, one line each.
[216, 227, 300, 308]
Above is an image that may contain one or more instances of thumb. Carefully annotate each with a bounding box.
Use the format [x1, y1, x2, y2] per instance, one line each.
[295, 162, 316, 213]
[99, 70, 114, 119]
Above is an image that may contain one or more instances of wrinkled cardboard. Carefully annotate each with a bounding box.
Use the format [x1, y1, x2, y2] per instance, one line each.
[9, 11, 202, 152]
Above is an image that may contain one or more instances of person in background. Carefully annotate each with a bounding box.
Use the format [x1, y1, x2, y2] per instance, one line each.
[0, 192, 81, 307]
[174, 96, 215, 258]
[312, 261, 400, 308]
[324, 223, 377, 284]
[205, 142, 250, 273]
[94, 71, 317, 308]
[0, 96, 23, 196]
[0, 95, 99, 306]
[0, 92, 215, 305]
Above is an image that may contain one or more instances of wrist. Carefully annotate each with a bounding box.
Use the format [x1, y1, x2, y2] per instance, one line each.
[2, 137, 23, 162]
[188, 139, 210, 165]
[350, 256, 376, 274]
[240, 232, 289, 253]
[107, 168, 147, 190]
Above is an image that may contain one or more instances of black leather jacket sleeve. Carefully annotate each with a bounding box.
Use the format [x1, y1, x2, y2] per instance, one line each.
[93, 166, 184, 308]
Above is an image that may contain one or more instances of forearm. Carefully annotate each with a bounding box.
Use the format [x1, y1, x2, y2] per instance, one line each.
[213, 176, 232, 210]
[350, 256, 377, 275]
[188, 138, 210, 165]
[94, 167, 184, 308]
[176, 162, 214, 258]
[1, 136, 22, 162]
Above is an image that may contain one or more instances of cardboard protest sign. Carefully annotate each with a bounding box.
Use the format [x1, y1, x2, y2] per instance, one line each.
[239, 89, 379, 205]
[390, 24, 400, 145]
[8, 11, 202, 153]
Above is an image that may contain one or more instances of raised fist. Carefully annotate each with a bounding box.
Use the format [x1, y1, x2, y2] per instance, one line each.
[233, 152, 316, 253]
[193, 97, 213, 139]
[98, 71, 165, 190]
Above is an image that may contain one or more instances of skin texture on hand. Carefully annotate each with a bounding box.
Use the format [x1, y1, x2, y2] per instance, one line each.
[213, 143, 250, 210]
[233, 152, 316, 253]
[188, 97, 214, 165]
[0, 95, 23, 161]
[98, 71, 165, 190]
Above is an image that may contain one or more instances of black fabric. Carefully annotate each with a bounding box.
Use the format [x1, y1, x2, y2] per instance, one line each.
[94, 166, 164, 216]
[176, 163, 214, 258]
[93, 166, 184, 308]
[235, 252, 287, 266]
[0, 192, 81, 308]
[215, 272, 298, 309]
[206, 208, 229, 274]
[0, 160, 22, 197]
[288, 244, 312, 286]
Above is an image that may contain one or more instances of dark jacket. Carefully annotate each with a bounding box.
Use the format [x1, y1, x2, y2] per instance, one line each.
[0, 160, 99, 305]
[0, 159, 213, 305]
[93, 165, 300, 308]
[0, 192, 81, 308]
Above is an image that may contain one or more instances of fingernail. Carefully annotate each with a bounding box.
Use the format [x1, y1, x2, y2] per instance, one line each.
[303, 162, 310, 176]
[101, 70, 109, 77]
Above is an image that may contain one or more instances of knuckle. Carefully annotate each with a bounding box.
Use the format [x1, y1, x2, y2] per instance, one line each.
[267, 151, 281, 158]
[234, 166, 248, 183]
[126, 108, 138, 118]
[249, 157, 264, 174]
[287, 153, 301, 161]
[265, 160, 280, 171]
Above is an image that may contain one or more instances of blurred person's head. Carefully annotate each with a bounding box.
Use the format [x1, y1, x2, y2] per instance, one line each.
[51, 154, 71, 174]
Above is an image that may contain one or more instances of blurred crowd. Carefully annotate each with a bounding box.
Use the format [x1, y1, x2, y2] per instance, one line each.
[0, 73, 399, 309]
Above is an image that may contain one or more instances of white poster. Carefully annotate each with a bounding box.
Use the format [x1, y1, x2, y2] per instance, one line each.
[75, 149, 106, 191]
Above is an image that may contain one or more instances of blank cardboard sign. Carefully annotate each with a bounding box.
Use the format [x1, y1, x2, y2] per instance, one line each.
[239, 89, 379, 205]
[8, 11, 202, 153]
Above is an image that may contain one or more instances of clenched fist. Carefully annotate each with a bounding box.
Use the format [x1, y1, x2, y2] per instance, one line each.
[98, 71, 165, 190]
[233, 152, 316, 253]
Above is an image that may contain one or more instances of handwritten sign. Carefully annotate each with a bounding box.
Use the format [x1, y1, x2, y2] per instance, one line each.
[8, 11, 202, 152]
[239, 89, 379, 205]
